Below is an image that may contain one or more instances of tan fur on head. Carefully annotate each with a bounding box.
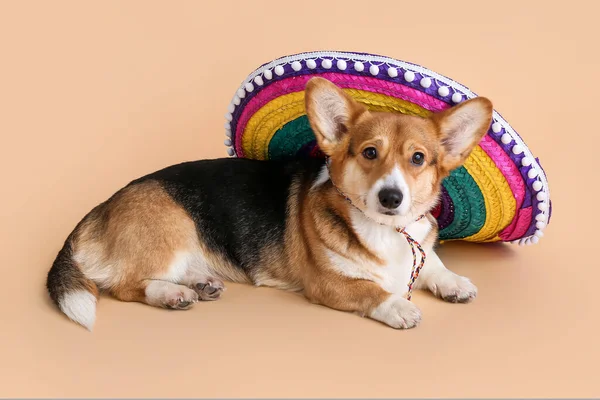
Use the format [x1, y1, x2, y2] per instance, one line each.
[304, 77, 493, 227]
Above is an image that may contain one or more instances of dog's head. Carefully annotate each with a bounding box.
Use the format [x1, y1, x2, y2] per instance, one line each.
[305, 77, 493, 225]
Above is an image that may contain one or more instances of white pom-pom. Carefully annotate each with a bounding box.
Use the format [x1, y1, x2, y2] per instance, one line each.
[519, 238, 527, 246]
[263, 69, 273, 80]
[388, 67, 398, 78]
[536, 221, 546, 229]
[369, 65, 379, 75]
[292, 61, 303, 72]
[536, 213, 546, 222]
[536, 192, 547, 201]
[521, 157, 532, 167]
[321, 59, 332, 69]
[512, 145, 524, 154]
[420, 77, 432, 88]
[224, 122, 231, 129]
[354, 61, 364, 72]
[531, 236, 540, 244]
[254, 76, 264, 86]
[236, 88, 246, 99]
[534, 230, 544, 238]
[224, 113, 233, 122]
[438, 86, 450, 97]
[501, 133, 512, 144]
[336, 60, 347, 70]
[532, 181, 543, 191]
[306, 59, 317, 69]
[225, 129, 232, 138]
[528, 168, 538, 179]
[538, 202, 548, 211]
[224, 139, 232, 146]
[274, 65, 285, 76]
[233, 95, 241, 106]
[451, 93, 463, 103]
[227, 148, 235, 156]
[404, 70, 415, 82]
[227, 103, 235, 113]
[244, 82, 254, 93]
[492, 122, 502, 133]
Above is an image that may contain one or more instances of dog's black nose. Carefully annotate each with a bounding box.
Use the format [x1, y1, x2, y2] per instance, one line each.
[378, 188, 403, 209]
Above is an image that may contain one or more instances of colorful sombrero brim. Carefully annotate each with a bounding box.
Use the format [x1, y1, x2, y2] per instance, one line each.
[223, 51, 551, 246]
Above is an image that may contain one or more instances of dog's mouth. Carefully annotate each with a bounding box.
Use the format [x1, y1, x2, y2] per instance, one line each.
[375, 203, 403, 216]
[366, 202, 405, 218]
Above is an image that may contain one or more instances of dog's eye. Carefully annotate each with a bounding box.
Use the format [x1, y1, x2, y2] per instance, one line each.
[362, 147, 377, 160]
[411, 152, 425, 165]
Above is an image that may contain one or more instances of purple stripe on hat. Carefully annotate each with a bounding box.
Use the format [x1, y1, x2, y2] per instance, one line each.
[229, 52, 467, 145]
[437, 186, 454, 231]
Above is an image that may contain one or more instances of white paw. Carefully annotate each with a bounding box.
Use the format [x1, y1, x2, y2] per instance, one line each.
[369, 293, 422, 329]
[164, 286, 199, 310]
[429, 270, 477, 303]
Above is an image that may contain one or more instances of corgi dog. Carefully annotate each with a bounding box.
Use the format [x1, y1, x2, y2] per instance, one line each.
[46, 77, 493, 331]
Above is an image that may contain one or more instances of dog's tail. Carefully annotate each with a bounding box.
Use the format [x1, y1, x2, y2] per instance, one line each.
[46, 233, 98, 331]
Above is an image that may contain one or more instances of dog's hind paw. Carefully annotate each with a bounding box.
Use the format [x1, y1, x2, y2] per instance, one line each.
[190, 277, 225, 301]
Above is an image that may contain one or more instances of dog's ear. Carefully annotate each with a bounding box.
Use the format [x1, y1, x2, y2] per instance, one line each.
[432, 97, 493, 171]
[305, 77, 367, 155]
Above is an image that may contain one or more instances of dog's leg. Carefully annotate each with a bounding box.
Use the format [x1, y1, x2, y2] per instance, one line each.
[143, 280, 199, 309]
[305, 271, 422, 329]
[112, 280, 199, 310]
[415, 251, 477, 303]
[110, 256, 227, 308]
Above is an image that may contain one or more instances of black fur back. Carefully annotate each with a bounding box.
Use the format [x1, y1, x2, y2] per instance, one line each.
[131, 157, 325, 274]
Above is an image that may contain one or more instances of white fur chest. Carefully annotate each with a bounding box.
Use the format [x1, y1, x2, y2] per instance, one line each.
[327, 210, 432, 295]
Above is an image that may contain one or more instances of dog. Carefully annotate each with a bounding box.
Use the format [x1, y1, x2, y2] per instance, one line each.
[46, 77, 493, 331]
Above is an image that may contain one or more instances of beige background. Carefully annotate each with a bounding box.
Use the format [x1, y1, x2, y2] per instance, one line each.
[1, 0, 598, 398]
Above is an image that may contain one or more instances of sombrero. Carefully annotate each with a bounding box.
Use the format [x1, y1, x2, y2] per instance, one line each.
[222, 51, 551, 246]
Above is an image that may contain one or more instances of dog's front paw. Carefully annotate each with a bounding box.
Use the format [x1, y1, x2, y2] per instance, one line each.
[429, 270, 477, 303]
[369, 293, 422, 329]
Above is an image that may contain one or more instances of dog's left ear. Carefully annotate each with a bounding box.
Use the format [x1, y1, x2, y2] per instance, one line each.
[305, 77, 368, 155]
[432, 97, 493, 171]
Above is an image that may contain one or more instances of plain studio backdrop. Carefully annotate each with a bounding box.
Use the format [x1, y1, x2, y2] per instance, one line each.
[0, 1, 598, 398]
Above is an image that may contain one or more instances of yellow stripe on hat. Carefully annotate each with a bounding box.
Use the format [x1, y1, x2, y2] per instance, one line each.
[242, 89, 432, 160]
[463, 147, 516, 242]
